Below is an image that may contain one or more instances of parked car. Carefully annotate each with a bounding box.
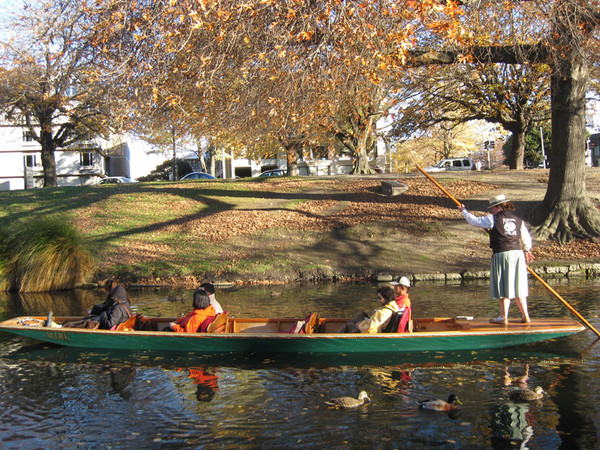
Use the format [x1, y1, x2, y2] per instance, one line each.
[423, 158, 474, 172]
[259, 169, 286, 177]
[180, 172, 216, 180]
[97, 176, 133, 184]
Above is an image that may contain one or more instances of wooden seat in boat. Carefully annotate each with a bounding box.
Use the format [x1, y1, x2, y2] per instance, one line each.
[206, 313, 229, 333]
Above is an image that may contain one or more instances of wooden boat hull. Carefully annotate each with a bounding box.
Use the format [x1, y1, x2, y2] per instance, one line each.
[0, 316, 585, 353]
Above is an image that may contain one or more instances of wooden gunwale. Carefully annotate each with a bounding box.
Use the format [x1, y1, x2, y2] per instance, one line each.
[0, 316, 585, 338]
[0, 316, 585, 353]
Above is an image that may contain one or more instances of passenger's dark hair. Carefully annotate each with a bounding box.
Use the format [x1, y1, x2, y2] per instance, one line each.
[377, 286, 396, 302]
[199, 282, 215, 295]
[104, 279, 131, 304]
[192, 289, 211, 310]
[499, 202, 516, 211]
[104, 279, 118, 292]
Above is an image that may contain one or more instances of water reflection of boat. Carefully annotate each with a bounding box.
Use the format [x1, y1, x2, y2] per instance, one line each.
[0, 315, 586, 354]
[5, 342, 581, 370]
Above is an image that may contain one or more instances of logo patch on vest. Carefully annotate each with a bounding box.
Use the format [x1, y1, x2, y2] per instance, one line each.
[503, 218, 517, 236]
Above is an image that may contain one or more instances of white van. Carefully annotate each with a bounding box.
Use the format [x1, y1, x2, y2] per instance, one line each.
[424, 158, 474, 172]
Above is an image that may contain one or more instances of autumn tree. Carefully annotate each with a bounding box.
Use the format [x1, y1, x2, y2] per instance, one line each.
[393, 120, 481, 168]
[394, 62, 551, 169]
[133, 106, 197, 180]
[88, 0, 600, 241]
[407, 0, 600, 242]
[332, 86, 395, 174]
[0, 0, 123, 187]
[89, 0, 446, 174]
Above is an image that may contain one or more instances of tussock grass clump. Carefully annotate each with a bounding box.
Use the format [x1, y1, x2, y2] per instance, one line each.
[0, 216, 94, 292]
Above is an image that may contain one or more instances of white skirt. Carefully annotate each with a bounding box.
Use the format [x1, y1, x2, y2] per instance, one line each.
[490, 250, 528, 299]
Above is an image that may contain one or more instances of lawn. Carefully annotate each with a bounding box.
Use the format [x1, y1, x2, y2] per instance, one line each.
[1, 171, 598, 286]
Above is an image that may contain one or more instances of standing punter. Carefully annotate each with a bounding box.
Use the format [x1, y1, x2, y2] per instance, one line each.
[457, 194, 535, 325]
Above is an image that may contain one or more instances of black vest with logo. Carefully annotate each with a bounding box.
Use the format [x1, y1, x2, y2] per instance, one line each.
[489, 210, 522, 254]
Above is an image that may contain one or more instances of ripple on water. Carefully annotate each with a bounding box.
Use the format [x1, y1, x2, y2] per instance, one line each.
[1, 280, 599, 448]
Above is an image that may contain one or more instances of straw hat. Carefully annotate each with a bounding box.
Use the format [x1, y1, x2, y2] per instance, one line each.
[488, 194, 509, 209]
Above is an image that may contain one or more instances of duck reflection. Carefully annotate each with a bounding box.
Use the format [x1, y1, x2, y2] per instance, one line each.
[369, 368, 413, 397]
[491, 365, 534, 449]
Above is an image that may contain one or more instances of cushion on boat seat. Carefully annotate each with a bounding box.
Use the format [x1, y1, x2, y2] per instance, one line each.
[287, 313, 319, 334]
[205, 312, 229, 333]
[116, 314, 140, 332]
[199, 314, 217, 332]
[382, 307, 412, 333]
[304, 313, 319, 334]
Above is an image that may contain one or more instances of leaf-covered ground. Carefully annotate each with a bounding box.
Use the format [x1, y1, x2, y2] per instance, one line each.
[158, 178, 493, 242]
[73, 169, 600, 284]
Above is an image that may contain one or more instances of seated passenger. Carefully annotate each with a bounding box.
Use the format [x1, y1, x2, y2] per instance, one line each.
[169, 289, 216, 333]
[390, 276, 411, 310]
[98, 280, 134, 330]
[199, 282, 224, 315]
[61, 279, 133, 329]
[89, 279, 128, 316]
[340, 286, 398, 334]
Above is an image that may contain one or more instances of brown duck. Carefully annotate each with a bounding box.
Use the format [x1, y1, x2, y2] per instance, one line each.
[325, 390, 371, 408]
[509, 386, 545, 402]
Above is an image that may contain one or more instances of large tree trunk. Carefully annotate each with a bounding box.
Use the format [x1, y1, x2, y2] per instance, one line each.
[508, 128, 525, 170]
[283, 141, 302, 176]
[531, 58, 600, 242]
[40, 127, 58, 187]
[209, 146, 216, 177]
[352, 115, 376, 174]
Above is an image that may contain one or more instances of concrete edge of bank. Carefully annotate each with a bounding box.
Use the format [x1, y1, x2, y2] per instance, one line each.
[373, 262, 600, 284]
[76, 262, 600, 290]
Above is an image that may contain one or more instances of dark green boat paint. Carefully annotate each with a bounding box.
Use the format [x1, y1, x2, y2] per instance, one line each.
[0, 317, 585, 353]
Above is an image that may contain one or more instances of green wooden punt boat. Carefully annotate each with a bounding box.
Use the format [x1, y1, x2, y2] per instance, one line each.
[0, 315, 585, 354]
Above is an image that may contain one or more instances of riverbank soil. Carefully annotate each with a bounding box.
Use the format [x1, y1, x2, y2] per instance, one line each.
[92, 168, 600, 286]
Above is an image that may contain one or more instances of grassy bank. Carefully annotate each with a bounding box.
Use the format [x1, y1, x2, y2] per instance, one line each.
[1, 170, 599, 287]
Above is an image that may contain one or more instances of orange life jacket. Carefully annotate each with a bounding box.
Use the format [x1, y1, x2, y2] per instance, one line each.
[171, 305, 216, 333]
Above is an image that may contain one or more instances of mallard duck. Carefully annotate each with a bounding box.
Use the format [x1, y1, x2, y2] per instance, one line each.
[419, 394, 461, 411]
[509, 386, 545, 402]
[325, 390, 371, 408]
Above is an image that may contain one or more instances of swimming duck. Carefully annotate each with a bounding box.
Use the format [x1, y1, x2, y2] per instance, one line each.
[325, 390, 371, 408]
[418, 394, 461, 411]
[509, 386, 545, 402]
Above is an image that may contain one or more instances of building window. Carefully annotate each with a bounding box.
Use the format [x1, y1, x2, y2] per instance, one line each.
[25, 154, 38, 167]
[80, 152, 94, 167]
[23, 130, 36, 142]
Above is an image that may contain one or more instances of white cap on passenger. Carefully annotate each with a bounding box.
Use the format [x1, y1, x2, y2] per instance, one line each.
[398, 276, 411, 287]
[390, 276, 411, 288]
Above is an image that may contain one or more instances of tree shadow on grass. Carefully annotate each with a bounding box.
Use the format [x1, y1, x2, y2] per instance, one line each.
[0, 178, 498, 256]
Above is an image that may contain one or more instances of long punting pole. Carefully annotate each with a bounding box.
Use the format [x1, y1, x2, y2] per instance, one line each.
[416, 165, 600, 338]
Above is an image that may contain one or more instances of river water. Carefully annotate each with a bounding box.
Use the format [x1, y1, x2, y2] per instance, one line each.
[0, 279, 599, 449]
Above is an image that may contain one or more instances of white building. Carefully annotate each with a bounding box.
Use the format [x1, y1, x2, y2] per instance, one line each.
[0, 123, 131, 190]
[183, 148, 385, 178]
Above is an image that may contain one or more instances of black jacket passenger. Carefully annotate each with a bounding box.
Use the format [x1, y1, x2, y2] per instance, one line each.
[98, 283, 133, 330]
